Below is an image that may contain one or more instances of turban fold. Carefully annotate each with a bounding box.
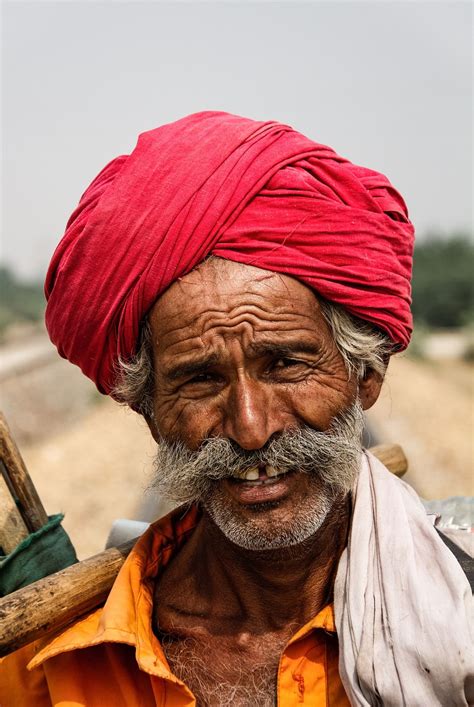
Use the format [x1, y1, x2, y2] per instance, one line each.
[45, 111, 414, 395]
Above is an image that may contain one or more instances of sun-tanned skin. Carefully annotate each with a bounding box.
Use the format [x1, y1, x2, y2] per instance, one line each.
[146, 259, 383, 701]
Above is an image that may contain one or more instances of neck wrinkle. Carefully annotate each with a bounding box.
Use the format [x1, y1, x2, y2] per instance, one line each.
[194, 492, 351, 631]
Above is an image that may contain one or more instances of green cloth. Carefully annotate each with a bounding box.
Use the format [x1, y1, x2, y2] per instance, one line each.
[0, 514, 77, 596]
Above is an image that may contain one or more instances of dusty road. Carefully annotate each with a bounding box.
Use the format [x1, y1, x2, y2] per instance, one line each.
[5, 350, 473, 560]
[21, 400, 157, 560]
[366, 354, 473, 499]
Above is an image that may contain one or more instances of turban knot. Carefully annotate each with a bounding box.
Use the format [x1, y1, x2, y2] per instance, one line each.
[45, 111, 414, 395]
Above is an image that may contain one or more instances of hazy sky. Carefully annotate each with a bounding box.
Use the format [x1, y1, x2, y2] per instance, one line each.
[2, 0, 472, 280]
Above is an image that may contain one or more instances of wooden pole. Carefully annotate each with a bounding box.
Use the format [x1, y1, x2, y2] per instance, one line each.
[0, 539, 135, 656]
[0, 474, 29, 554]
[367, 443, 408, 477]
[0, 443, 408, 656]
[0, 413, 48, 533]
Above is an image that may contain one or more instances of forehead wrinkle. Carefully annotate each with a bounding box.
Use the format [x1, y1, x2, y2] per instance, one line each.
[159, 334, 212, 360]
[199, 305, 283, 335]
[156, 303, 326, 359]
[151, 262, 328, 360]
[154, 270, 319, 325]
[162, 319, 329, 368]
[168, 268, 311, 317]
[198, 309, 325, 351]
[159, 297, 308, 339]
[156, 292, 277, 331]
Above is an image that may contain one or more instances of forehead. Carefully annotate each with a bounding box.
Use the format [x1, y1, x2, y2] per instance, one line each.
[148, 258, 330, 355]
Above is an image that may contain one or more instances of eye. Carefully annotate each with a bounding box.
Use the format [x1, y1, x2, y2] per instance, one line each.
[188, 372, 217, 384]
[273, 357, 304, 369]
[266, 356, 314, 382]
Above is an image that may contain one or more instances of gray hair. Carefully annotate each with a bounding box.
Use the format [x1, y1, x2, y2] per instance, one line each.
[319, 299, 394, 380]
[113, 298, 393, 417]
[113, 318, 155, 418]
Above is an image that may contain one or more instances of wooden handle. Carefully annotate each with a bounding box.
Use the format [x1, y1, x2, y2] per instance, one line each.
[0, 443, 407, 656]
[0, 539, 135, 656]
[0, 413, 49, 532]
[0, 474, 29, 554]
[367, 443, 408, 477]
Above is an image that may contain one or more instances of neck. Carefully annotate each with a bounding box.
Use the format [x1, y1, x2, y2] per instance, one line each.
[175, 493, 351, 633]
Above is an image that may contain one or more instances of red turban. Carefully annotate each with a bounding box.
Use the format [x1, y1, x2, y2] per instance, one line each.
[45, 112, 414, 395]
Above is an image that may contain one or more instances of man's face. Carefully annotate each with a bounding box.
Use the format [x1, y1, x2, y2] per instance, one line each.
[147, 258, 381, 549]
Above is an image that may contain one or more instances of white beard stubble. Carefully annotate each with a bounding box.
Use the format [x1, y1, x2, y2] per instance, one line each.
[150, 400, 364, 551]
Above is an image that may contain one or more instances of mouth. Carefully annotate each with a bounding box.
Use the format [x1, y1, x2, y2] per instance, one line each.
[229, 464, 293, 484]
[223, 465, 298, 505]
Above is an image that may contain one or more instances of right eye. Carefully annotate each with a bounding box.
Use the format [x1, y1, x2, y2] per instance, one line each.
[188, 373, 216, 384]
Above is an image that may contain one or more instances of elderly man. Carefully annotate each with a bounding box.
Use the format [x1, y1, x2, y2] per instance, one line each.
[1, 112, 471, 706]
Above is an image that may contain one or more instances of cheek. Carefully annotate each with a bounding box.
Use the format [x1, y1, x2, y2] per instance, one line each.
[154, 369, 357, 443]
[153, 393, 220, 446]
[287, 373, 357, 430]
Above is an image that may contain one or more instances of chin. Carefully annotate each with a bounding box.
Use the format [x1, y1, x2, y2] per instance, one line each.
[203, 484, 336, 551]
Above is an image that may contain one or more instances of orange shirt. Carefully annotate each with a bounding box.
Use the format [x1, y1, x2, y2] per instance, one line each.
[0, 507, 350, 706]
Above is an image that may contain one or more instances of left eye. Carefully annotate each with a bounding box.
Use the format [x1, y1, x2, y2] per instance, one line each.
[273, 358, 303, 369]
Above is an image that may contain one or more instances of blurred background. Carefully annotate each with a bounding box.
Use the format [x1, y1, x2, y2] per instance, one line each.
[1, 1, 472, 559]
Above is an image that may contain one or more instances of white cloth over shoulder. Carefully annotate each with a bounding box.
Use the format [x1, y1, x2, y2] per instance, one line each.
[334, 451, 473, 707]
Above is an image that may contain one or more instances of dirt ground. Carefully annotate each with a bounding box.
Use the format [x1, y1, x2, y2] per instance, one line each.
[14, 355, 474, 560]
[21, 401, 157, 560]
[366, 354, 473, 500]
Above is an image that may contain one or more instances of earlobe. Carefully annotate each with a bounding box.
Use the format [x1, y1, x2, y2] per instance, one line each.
[358, 368, 385, 410]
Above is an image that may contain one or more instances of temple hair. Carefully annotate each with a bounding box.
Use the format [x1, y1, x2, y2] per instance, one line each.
[113, 298, 394, 417]
[319, 299, 394, 381]
[113, 319, 155, 418]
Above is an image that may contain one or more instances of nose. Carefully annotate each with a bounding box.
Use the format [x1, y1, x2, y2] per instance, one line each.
[223, 377, 285, 450]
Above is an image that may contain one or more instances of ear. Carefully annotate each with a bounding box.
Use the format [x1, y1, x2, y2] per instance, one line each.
[358, 366, 386, 410]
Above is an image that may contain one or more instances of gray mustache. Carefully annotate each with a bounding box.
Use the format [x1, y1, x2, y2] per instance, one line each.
[178, 425, 358, 479]
[151, 401, 364, 504]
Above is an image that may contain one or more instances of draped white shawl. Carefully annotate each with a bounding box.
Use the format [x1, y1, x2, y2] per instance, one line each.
[334, 452, 473, 706]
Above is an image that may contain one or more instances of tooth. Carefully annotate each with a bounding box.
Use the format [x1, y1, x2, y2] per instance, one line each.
[234, 468, 251, 479]
[244, 468, 259, 481]
[266, 465, 279, 478]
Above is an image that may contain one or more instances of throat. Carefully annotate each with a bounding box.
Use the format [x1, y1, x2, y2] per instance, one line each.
[199, 492, 351, 625]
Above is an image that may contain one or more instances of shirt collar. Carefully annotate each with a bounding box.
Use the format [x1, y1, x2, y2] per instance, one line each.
[28, 505, 200, 678]
[29, 504, 336, 676]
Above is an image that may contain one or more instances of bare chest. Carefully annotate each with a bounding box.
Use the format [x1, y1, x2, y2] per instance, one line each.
[157, 629, 287, 707]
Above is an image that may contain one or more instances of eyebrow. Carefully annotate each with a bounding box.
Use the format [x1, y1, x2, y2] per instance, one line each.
[163, 340, 321, 381]
[248, 340, 322, 358]
[164, 353, 221, 381]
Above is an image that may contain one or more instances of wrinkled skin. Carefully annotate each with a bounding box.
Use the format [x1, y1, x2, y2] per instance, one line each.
[147, 261, 381, 448]
[146, 258, 384, 702]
